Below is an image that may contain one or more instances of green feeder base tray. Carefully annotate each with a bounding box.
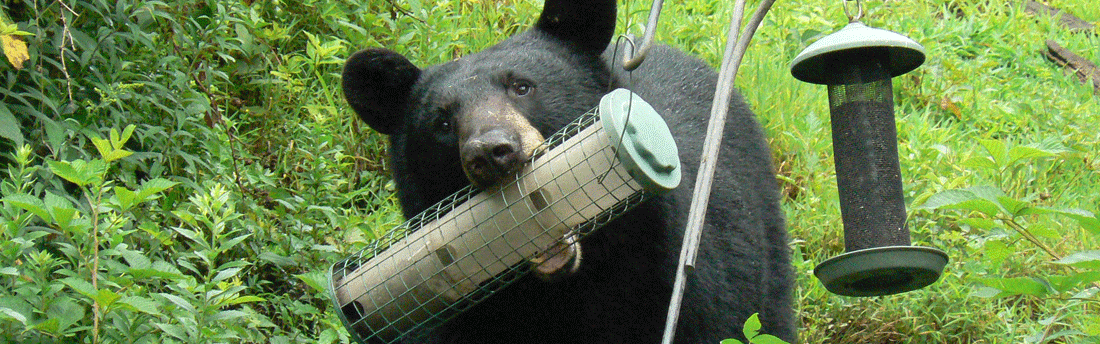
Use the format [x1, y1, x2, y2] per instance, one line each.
[814, 246, 948, 297]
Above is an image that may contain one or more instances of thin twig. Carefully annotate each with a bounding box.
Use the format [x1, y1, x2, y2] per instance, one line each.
[87, 186, 101, 344]
[382, 0, 426, 24]
[1004, 217, 1100, 290]
[167, 34, 246, 194]
[56, 0, 77, 104]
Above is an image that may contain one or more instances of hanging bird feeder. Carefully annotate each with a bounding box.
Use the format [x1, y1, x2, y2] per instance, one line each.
[790, 0, 948, 297]
[329, 89, 681, 344]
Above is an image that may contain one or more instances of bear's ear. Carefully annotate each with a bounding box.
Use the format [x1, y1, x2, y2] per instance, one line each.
[535, 0, 616, 55]
[342, 48, 421, 135]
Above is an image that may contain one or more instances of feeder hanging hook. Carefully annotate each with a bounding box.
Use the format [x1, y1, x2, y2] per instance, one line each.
[622, 0, 665, 71]
[844, 0, 864, 22]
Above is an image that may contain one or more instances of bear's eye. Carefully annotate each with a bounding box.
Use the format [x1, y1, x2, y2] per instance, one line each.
[434, 117, 453, 134]
[510, 79, 534, 97]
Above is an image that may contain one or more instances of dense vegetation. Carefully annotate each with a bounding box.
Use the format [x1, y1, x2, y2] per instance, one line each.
[1, 0, 1097, 343]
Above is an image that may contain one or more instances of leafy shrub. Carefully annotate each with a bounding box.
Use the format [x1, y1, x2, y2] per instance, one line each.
[1, 0, 405, 342]
[918, 138, 1100, 343]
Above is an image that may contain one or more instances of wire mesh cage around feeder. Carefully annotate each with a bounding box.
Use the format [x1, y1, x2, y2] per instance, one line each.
[328, 88, 681, 344]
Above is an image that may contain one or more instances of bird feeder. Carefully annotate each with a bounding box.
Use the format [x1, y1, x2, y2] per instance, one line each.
[329, 89, 681, 343]
[790, 2, 948, 297]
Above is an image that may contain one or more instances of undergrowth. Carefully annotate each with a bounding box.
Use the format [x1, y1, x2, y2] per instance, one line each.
[1, 0, 1097, 343]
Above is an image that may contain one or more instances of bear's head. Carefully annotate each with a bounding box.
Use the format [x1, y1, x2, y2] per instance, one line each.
[343, 0, 618, 217]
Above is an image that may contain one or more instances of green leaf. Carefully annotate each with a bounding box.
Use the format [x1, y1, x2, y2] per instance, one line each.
[970, 286, 1003, 298]
[978, 277, 1051, 298]
[743, 313, 762, 340]
[154, 323, 189, 341]
[1009, 138, 1070, 165]
[259, 251, 297, 267]
[89, 129, 133, 162]
[221, 295, 265, 306]
[916, 189, 976, 210]
[960, 156, 996, 170]
[917, 186, 1004, 217]
[120, 249, 152, 270]
[1027, 224, 1061, 239]
[959, 217, 996, 230]
[45, 296, 83, 332]
[29, 318, 59, 334]
[117, 296, 163, 316]
[172, 226, 202, 245]
[994, 196, 1029, 216]
[212, 267, 244, 282]
[978, 139, 1006, 166]
[51, 207, 78, 233]
[1021, 207, 1100, 235]
[751, 334, 791, 344]
[319, 329, 339, 344]
[43, 190, 74, 213]
[210, 309, 248, 322]
[220, 233, 253, 250]
[295, 270, 329, 294]
[130, 260, 184, 280]
[217, 259, 252, 271]
[1054, 251, 1100, 270]
[720, 339, 745, 344]
[0, 105, 24, 146]
[113, 125, 136, 148]
[3, 193, 52, 223]
[983, 240, 1010, 267]
[94, 289, 121, 309]
[103, 149, 133, 163]
[47, 159, 106, 187]
[157, 293, 196, 313]
[114, 186, 138, 211]
[137, 178, 179, 201]
[1046, 272, 1100, 292]
[0, 307, 28, 326]
[60, 277, 97, 299]
[172, 208, 198, 228]
[89, 136, 113, 161]
[1007, 145, 1056, 165]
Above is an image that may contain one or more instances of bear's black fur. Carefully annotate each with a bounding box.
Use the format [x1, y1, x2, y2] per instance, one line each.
[342, 0, 794, 342]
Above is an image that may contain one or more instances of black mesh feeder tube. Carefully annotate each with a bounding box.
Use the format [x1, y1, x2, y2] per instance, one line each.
[790, 16, 948, 297]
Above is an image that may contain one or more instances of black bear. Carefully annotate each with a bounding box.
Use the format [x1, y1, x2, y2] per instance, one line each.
[341, 0, 794, 342]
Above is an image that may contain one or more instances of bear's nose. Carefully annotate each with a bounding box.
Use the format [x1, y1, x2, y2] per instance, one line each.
[461, 129, 523, 187]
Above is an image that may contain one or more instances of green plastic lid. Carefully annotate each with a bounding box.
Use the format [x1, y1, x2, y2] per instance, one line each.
[790, 21, 926, 85]
[599, 88, 681, 193]
[814, 245, 949, 297]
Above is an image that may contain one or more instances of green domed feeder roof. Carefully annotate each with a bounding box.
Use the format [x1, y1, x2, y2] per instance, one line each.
[791, 21, 926, 85]
[599, 89, 681, 193]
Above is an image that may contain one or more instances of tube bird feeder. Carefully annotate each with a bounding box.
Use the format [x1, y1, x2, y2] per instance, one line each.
[790, 4, 948, 297]
[329, 89, 681, 343]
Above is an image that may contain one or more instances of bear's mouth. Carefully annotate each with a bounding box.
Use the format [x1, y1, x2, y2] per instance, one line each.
[460, 127, 546, 188]
[462, 151, 529, 188]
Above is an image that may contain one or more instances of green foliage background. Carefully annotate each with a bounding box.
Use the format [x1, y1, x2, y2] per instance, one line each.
[0, 0, 1096, 343]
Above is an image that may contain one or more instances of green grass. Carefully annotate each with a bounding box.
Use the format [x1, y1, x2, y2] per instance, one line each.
[1, 0, 1098, 343]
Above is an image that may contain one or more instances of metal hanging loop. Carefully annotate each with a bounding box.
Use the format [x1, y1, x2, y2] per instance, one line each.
[843, 0, 864, 22]
[622, 0, 666, 71]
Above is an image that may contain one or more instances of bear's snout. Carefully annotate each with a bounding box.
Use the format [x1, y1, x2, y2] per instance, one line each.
[461, 129, 526, 187]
